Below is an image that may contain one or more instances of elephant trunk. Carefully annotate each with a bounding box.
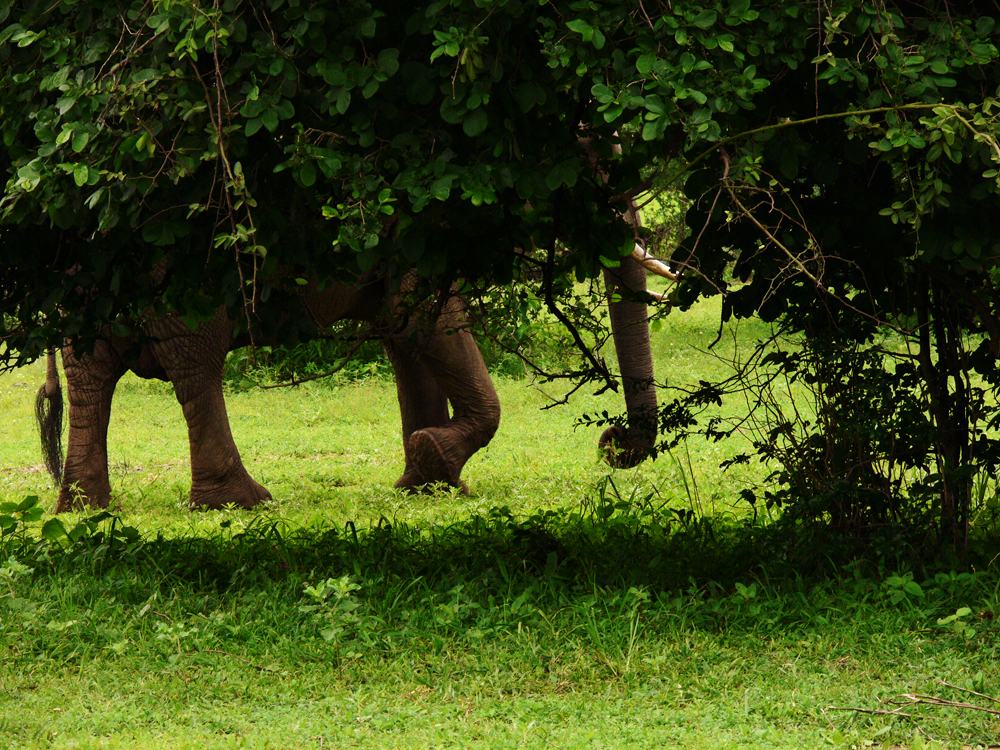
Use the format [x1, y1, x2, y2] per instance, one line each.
[600, 254, 657, 468]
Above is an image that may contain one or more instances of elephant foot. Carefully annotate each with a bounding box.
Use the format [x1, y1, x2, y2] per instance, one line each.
[393, 469, 469, 496]
[189, 473, 272, 511]
[56, 483, 112, 514]
[407, 429, 470, 493]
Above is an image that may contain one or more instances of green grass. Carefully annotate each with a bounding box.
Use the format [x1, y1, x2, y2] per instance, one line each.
[3, 297, 1000, 749]
[4, 516, 1000, 749]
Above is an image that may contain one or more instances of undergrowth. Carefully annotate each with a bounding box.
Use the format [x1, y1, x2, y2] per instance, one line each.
[4, 491, 1000, 748]
[5, 488, 1000, 626]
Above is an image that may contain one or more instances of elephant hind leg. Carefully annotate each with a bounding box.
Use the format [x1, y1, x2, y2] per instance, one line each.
[407, 430, 470, 493]
[58, 343, 128, 512]
[384, 339, 469, 494]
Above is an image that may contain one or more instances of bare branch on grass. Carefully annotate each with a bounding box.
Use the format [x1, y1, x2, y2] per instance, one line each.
[825, 685, 1000, 747]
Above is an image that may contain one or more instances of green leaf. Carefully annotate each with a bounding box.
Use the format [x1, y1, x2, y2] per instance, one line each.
[377, 48, 400, 77]
[430, 175, 455, 201]
[545, 161, 578, 191]
[57, 96, 77, 115]
[41, 518, 68, 542]
[644, 95, 667, 115]
[730, 0, 751, 16]
[463, 108, 488, 137]
[591, 83, 614, 102]
[86, 187, 106, 210]
[903, 581, 924, 598]
[299, 161, 317, 187]
[241, 95, 267, 119]
[73, 164, 90, 187]
[975, 17, 996, 36]
[690, 9, 717, 29]
[71, 132, 90, 153]
[132, 68, 161, 84]
[13, 496, 40, 512]
[636, 53, 657, 76]
[274, 99, 294, 120]
[514, 81, 544, 112]
[439, 96, 465, 124]
[928, 76, 957, 88]
[261, 110, 279, 132]
[601, 104, 623, 123]
[336, 89, 351, 115]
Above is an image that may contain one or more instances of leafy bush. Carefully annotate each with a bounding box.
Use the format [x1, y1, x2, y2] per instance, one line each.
[738, 332, 938, 534]
[653, 318, 1000, 559]
[224, 338, 389, 387]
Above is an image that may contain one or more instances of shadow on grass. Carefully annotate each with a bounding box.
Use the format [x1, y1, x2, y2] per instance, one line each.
[5, 488, 999, 600]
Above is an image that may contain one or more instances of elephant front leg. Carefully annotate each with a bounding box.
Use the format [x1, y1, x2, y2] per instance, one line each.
[390, 296, 501, 490]
[600, 255, 657, 468]
[384, 339, 462, 493]
[58, 345, 126, 512]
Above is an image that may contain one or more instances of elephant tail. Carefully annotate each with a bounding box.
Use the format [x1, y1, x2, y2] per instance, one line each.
[35, 347, 64, 484]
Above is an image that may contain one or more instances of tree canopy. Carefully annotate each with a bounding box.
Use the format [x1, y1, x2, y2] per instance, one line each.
[2, 0, 996, 350]
[3, 1, 1000, 546]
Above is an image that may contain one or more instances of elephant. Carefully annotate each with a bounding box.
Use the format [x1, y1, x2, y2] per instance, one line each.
[39, 270, 502, 512]
[37, 250, 660, 513]
[35, 133, 665, 513]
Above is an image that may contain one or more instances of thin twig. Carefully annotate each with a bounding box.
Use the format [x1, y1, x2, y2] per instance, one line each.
[824, 705, 939, 721]
[257, 337, 371, 389]
[899, 694, 1000, 717]
[937, 680, 1000, 705]
[541, 228, 617, 396]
